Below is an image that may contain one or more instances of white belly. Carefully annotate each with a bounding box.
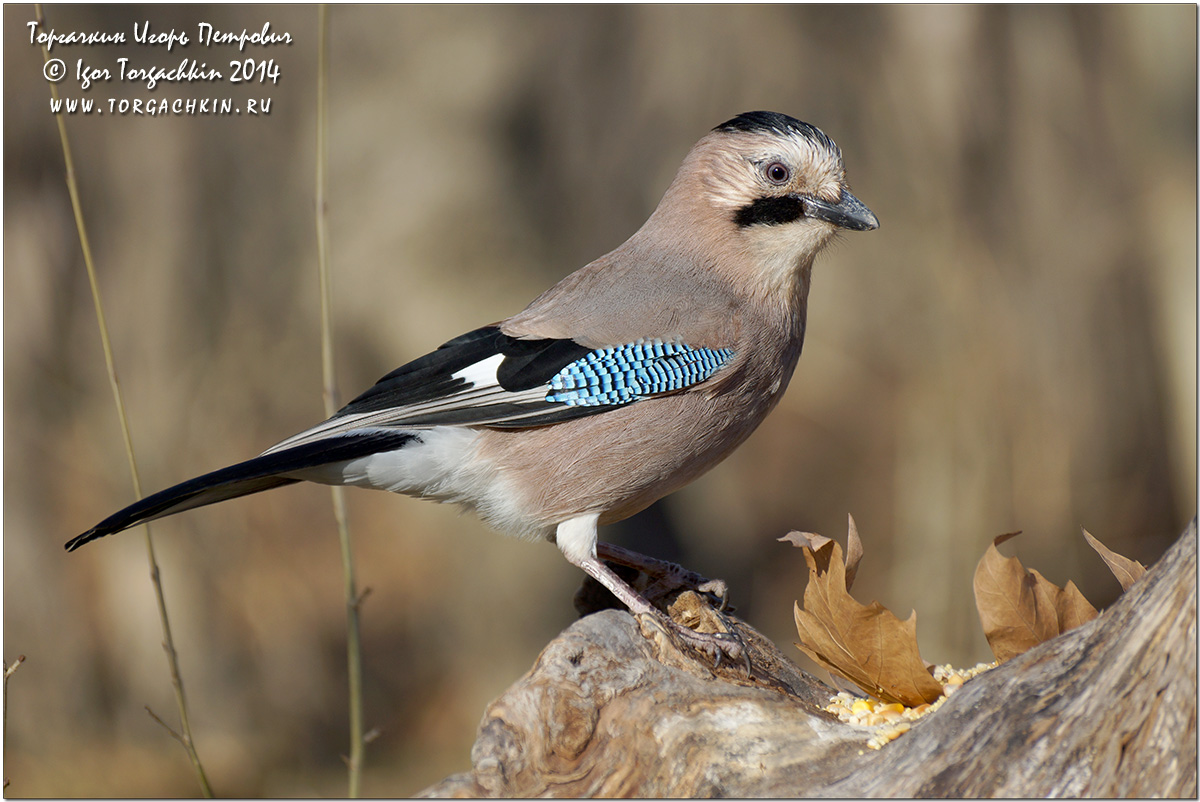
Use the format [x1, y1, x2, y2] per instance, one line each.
[289, 427, 551, 541]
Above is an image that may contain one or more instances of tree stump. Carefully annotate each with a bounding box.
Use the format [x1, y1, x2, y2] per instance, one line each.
[422, 522, 1196, 797]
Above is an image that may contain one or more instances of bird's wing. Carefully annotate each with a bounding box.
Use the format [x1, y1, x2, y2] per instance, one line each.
[65, 325, 735, 550]
[264, 325, 735, 452]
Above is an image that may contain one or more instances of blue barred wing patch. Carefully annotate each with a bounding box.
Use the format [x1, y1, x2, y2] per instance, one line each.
[545, 341, 734, 407]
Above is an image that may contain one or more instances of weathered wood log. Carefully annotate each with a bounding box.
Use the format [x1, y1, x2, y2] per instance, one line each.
[422, 521, 1196, 797]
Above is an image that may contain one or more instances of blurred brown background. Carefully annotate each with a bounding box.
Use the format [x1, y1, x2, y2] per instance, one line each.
[4, 4, 1195, 797]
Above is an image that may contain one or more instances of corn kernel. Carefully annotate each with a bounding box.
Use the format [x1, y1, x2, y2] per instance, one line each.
[851, 699, 874, 715]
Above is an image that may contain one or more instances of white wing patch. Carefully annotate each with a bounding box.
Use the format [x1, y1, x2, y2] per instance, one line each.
[262, 353, 550, 454]
[452, 353, 504, 388]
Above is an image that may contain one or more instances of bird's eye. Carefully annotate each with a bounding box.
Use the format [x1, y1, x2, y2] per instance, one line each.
[764, 162, 791, 185]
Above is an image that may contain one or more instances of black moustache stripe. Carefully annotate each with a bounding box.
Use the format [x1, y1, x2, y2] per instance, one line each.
[733, 195, 804, 228]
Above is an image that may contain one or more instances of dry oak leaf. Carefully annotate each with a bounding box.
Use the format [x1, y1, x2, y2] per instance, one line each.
[1082, 528, 1147, 591]
[780, 514, 865, 590]
[973, 532, 1099, 663]
[787, 528, 943, 707]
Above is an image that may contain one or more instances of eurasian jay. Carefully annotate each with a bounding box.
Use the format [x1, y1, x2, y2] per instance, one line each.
[68, 110, 878, 661]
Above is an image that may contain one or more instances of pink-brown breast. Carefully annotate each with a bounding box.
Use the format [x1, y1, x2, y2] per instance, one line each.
[473, 333, 802, 532]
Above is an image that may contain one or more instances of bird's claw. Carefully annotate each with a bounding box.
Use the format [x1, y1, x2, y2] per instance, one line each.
[660, 616, 749, 673]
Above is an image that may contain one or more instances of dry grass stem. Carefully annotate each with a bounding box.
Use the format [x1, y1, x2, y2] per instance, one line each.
[315, 5, 369, 797]
[33, 5, 213, 797]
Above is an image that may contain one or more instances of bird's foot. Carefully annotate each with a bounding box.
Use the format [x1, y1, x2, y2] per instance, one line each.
[596, 542, 733, 611]
[644, 604, 749, 672]
[570, 543, 748, 671]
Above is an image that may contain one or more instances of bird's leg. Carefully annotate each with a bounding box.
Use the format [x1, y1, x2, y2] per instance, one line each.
[556, 516, 744, 665]
[576, 553, 746, 667]
[596, 541, 730, 610]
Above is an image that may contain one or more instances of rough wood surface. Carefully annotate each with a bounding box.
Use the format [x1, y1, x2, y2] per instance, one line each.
[422, 522, 1196, 798]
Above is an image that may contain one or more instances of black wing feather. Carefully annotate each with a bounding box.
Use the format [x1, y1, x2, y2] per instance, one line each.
[326, 326, 605, 428]
[342, 327, 506, 412]
[494, 337, 593, 391]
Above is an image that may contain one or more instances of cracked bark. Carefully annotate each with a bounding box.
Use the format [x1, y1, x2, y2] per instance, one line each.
[422, 521, 1196, 798]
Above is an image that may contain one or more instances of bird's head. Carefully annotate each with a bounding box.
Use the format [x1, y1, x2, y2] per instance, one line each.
[652, 111, 877, 297]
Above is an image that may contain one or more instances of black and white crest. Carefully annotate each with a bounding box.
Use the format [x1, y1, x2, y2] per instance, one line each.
[714, 111, 840, 159]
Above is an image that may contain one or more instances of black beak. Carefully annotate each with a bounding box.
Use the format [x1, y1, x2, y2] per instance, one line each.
[802, 190, 879, 231]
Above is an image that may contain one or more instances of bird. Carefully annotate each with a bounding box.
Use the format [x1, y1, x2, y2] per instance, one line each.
[68, 110, 878, 662]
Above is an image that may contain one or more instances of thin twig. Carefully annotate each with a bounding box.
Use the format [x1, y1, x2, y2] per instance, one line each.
[4, 655, 27, 752]
[3, 657, 26, 679]
[315, 6, 368, 797]
[3, 655, 23, 791]
[34, 5, 212, 797]
[145, 706, 190, 748]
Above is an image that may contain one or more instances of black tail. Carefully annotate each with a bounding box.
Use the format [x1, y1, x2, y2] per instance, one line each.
[66, 430, 417, 551]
